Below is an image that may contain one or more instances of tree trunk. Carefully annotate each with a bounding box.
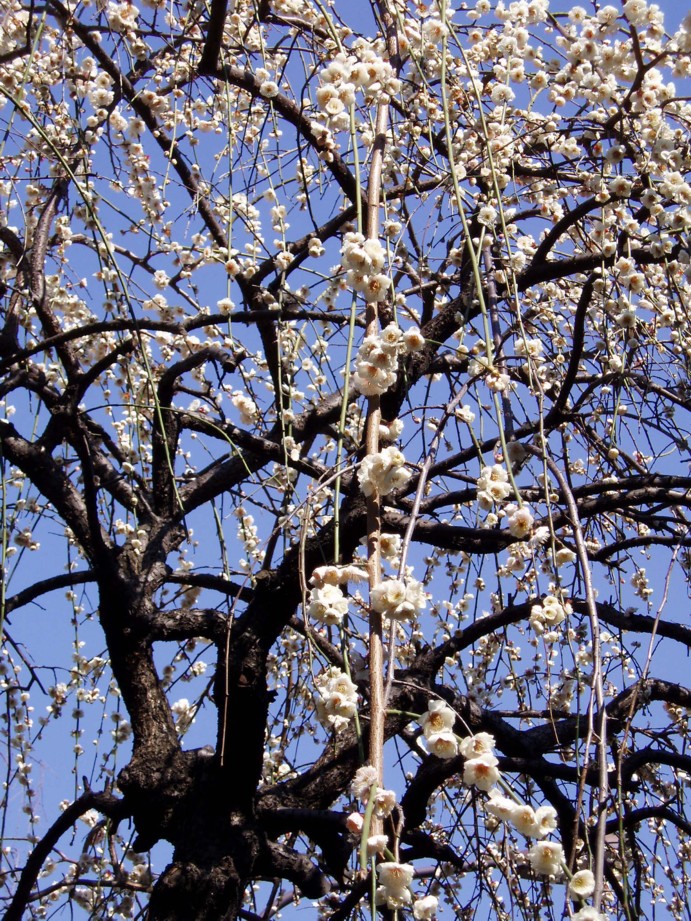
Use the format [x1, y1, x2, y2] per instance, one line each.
[147, 858, 248, 921]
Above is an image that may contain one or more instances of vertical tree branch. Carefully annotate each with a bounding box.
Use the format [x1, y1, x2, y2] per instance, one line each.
[364, 99, 390, 814]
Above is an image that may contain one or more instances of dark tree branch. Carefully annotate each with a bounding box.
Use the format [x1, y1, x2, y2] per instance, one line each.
[4, 570, 97, 615]
[0, 420, 99, 558]
[604, 805, 691, 838]
[198, 0, 228, 73]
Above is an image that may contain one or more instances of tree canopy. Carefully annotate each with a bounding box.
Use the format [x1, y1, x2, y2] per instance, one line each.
[1, 0, 691, 918]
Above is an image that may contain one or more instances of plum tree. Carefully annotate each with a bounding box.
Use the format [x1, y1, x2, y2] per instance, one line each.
[1, 0, 691, 919]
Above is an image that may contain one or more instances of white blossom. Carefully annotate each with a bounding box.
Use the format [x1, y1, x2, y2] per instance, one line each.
[530, 595, 571, 635]
[426, 730, 459, 759]
[463, 752, 500, 791]
[569, 869, 596, 899]
[370, 577, 427, 621]
[376, 861, 415, 908]
[528, 841, 565, 876]
[403, 327, 425, 352]
[459, 732, 495, 759]
[373, 788, 397, 817]
[358, 446, 411, 497]
[346, 812, 364, 834]
[366, 834, 389, 855]
[259, 80, 280, 98]
[350, 765, 378, 801]
[413, 895, 439, 919]
[314, 667, 358, 731]
[307, 583, 349, 625]
[572, 909, 608, 921]
[420, 699, 456, 738]
[507, 505, 534, 538]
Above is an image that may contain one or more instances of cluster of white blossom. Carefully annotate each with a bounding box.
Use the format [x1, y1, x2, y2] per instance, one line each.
[231, 390, 259, 426]
[352, 333, 397, 396]
[419, 699, 458, 759]
[347, 771, 438, 915]
[514, 335, 545, 373]
[352, 322, 425, 395]
[529, 594, 572, 637]
[370, 577, 427, 622]
[468, 353, 511, 393]
[358, 446, 411, 497]
[340, 232, 390, 303]
[106, 1, 139, 33]
[415, 702, 571, 906]
[483, 787, 601, 906]
[460, 732, 501, 791]
[476, 464, 512, 510]
[485, 791, 558, 839]
[306, 563, 370, 626]
[631, 566, 654, 600]
[375, 861, 415, 911]
[314, 667, 358, 732]
[307, 582, 349, 626]
[349, 764, 397, 818]
[121, 135, 165, 222]
[234, 506, 265, 570]
[14, 527, 40, 551]
[315, 43, 401, 130]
